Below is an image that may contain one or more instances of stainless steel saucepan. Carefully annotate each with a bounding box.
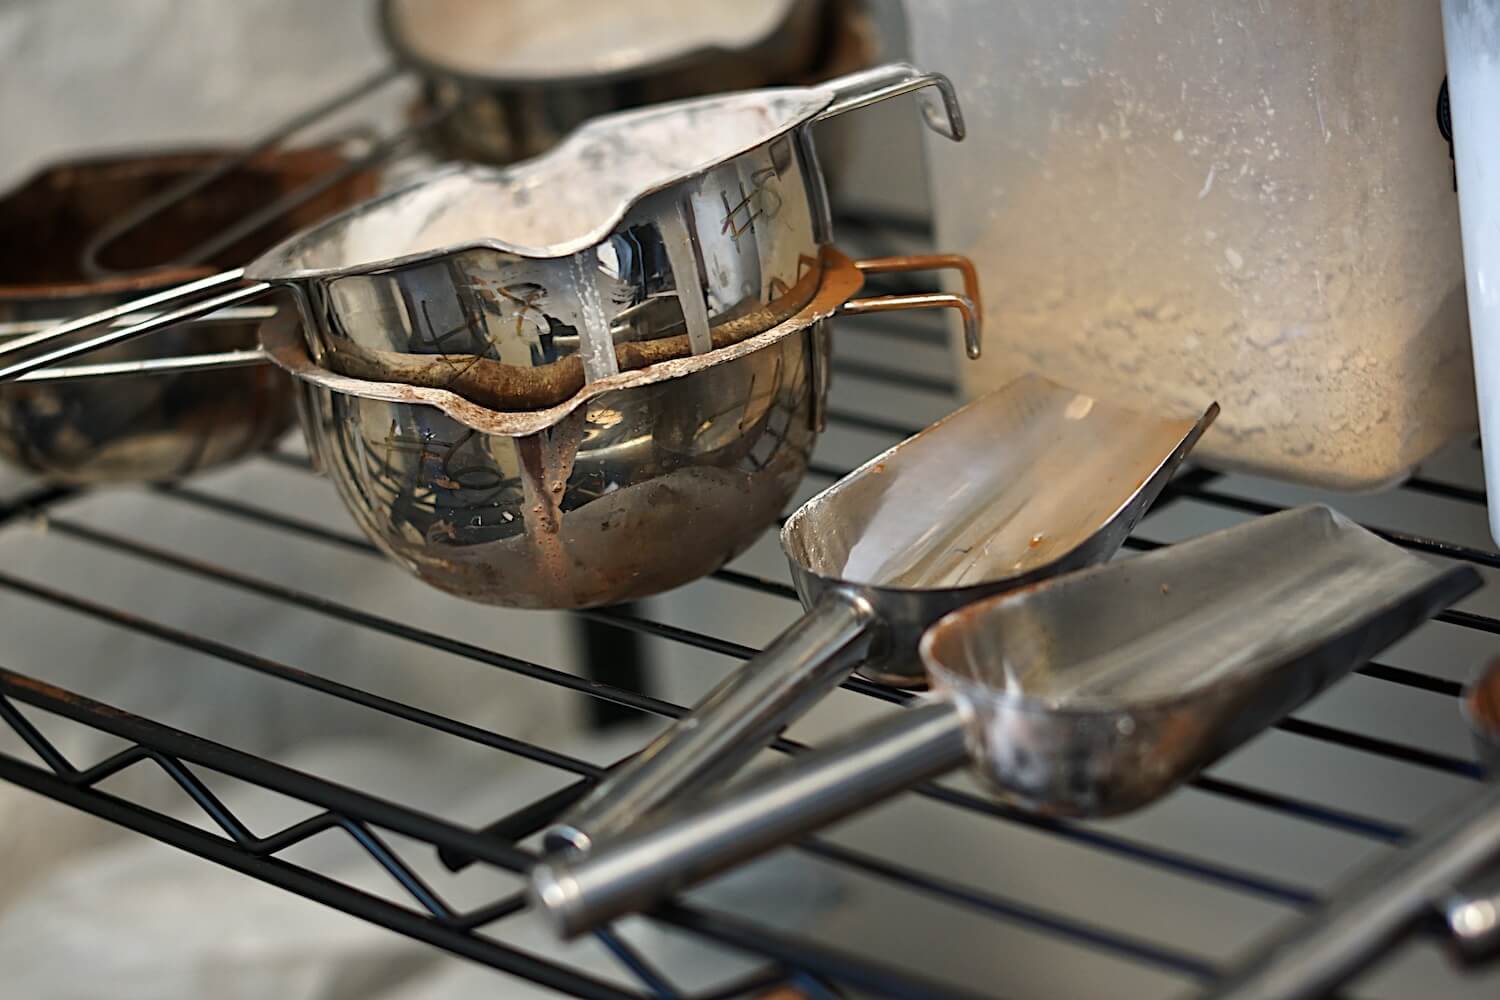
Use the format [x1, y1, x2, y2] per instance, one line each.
[548, 376, 1217, 852]
[0, 64, 964, 397]
[383, 0, 868, 166]
[530, 505, 1481, 936]
[73, 1, 873, 270]
[233, 248, 974, 609]
[0, 147, 375, 483]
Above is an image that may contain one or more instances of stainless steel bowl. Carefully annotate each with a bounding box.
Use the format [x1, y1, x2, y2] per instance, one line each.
[0, 66, 964, 420]
[0, 149, 375, 484]
[385, 0, 874, 167]
[244, 64, 962, 397]
[314, 332, 816, 609]
[260, 247, 977, 609]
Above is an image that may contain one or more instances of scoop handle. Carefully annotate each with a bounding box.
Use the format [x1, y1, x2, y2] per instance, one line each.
[813, 62, 965, 142]
[547, 588, 880, 853]
[1204, 779, 1500, 999]
[531, 700, 968, 937]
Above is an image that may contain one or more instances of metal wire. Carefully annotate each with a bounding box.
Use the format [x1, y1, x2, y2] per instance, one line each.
[0, 209, 1493, 999]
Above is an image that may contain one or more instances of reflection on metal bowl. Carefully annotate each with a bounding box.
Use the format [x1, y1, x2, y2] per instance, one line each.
[300, 321, 819, 609]
[0, 323, 294, 485]
[0, 148, 375, 484]
[256, 246, 974, 610]
[247, 63, 961, 392]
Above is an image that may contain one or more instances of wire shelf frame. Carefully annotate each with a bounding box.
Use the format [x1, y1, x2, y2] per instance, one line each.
[0, 204, 1495, 1000]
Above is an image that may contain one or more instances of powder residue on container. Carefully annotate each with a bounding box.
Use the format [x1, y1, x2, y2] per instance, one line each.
[909, 0, 1476, 489]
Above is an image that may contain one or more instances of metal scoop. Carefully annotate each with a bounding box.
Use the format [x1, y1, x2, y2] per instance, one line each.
[548, 374, 1217, 852]
[1203, 658, 1500, 1000]
[529, 505, 1481, 936]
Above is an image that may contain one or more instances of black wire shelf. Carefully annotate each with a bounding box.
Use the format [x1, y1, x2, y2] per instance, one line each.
[0, 209, 1496, 1000]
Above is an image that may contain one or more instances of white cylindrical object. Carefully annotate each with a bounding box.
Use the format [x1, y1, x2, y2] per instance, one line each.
[1444, 0, 1500, 543]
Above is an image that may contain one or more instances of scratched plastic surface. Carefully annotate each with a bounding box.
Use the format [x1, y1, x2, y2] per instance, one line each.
[906, 0, 1476, 489]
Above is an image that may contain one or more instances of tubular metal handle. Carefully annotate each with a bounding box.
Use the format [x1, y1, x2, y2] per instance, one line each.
[1202, 780, 1500, 1000]
[547, 588, 880, 854]
[7, 348, 271, 383]
[0, 305, 278, 340]
[531, 699, 969, 937]
[813, 62, 966, 142]
[844, 254, 984, 359]
[0, 272, 273, 384]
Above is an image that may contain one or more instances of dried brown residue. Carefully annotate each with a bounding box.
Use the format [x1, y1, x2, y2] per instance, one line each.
[514, 410, 587, 604]
[264, 248, 862, 438]
[320, 251, 825, 411]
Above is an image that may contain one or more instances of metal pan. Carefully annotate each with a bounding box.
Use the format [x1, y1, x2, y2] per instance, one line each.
[528, 505, 1481, 936]
[218, 248, 972, 610]
[547, 377, 1216, 852]
[385, 0, 831, 166]
[393, 0, 876, 167]
[383, 0, 826, 87]
[75, 2, 865, 271]
[0, 64, 964, 398]
[0, 148, 374, 484]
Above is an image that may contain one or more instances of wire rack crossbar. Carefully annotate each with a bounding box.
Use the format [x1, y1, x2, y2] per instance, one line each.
[0, 665, 989, 1000]
[0, 408, 1476, 988]
[0, 472, 1451, 989]
[24, 495, 1460, 831]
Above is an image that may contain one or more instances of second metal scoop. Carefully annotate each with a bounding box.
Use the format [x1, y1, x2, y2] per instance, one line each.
[531, 506, 1481, 936]
[548, 373, 1216, 851]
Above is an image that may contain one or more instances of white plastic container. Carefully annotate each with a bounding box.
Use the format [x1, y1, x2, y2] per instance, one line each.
[1444, 0, 1500, 542]
[906, 0, 1476, 489]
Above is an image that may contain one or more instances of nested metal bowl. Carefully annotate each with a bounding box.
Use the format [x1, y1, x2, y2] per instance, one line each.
[5, 66, 962, 419]
[0, 69, 973, 607]
[303, 330, 817, 609]
[0, 149, 374, 483]
[382, 0, 867, 166]
[259, 248, 974, 610]
[243, 64, 961, 402]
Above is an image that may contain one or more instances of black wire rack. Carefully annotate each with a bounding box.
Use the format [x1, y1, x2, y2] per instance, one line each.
[1, 203, 1498, 1000]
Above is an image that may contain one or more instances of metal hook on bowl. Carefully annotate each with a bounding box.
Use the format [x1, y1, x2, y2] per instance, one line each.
[812, 62, 965, 142]
[839, 254, 982, 358]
